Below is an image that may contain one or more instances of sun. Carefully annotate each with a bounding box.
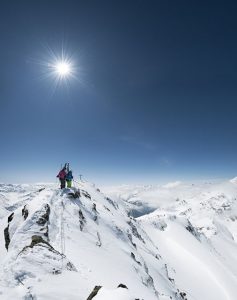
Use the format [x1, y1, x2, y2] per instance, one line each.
[45, 47, 76, 82]
[46, 53, 76, 83]
[32, 44, 80, 93]
[55, 61, 72, 77]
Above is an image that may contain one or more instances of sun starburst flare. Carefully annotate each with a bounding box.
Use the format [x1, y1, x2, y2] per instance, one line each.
[31, 44, 79, 94]
[55, 61, 72, 77]
[47, 52, 76, 83]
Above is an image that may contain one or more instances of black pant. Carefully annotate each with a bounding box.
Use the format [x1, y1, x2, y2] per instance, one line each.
[60, 179, 66, 189]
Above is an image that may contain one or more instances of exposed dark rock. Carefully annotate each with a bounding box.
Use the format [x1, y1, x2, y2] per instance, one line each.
[79, 209, 86, 231]
[92, 203, 97, 212]
[86, 285, 102, 300]
[68, 190, 81, 199]
[24, 235, 56, 253]
[79, 210, 85, 220]
[146, 274, 155, 287]
[33, 204, 51, 238]
[30, 235, 51, 248]
[127, 233, 137, 248]
[103, 205, 111, 212]
[66, 261, 77, 271]
[105, 197, 118, 209]
[180, 292, 187, 299]
[4, 225, 10, 250]
[22, 205, 29, 220]
[131, 252, 141, 265]
[79, 221, 84, 230]
[38, 188, 45, 192]
[4, 212, 14, 250]
[127, 220, 145, 244]
[175, 290, 188, 300]
[117, 283, 128, 289]
[37, 204, 50, 226]
[79, 220, 84, 231]
[143, 262, 159, 297]
[81, 190, 91, 200]
[164, 264, 175, 284]
[92, 203, 99, 222]
[52, 268, 61, 275]
[8, 212, 14, 223]
[186, 220, 200, 241]
[18, 235, 77, 273]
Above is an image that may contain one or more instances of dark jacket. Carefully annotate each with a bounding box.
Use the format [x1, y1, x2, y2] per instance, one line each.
[66, 171, 73, 181]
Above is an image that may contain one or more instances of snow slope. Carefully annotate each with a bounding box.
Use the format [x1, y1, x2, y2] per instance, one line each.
[104, 179, 237, 300]
[1, 179, 237, 299]
[0, 182, 181, 300]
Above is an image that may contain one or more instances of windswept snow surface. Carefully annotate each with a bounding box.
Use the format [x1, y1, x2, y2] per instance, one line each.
[104, 178, 237, 300]
[1, 179, 237, 299]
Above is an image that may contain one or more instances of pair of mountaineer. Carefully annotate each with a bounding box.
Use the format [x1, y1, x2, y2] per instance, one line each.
[57, 167, 73, 189]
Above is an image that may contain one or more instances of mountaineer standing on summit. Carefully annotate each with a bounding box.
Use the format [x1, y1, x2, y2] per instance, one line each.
[57, 166, 67, 189]
[66, 170, 73, 188]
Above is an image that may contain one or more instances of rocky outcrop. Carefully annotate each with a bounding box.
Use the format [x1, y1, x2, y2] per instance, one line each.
[81, 190, 91, 199]
[4, 226, 10, 251]
[86, 285, 102, 300]
[79, 209, 86, 231]
[22, 205, 29, 220]
[18, 235, 77, 274]
[117, 283, 128, 289]
[87, 284, 131, 300]
[185, 220, 201, 241]
[92, 203, 98, 222]
[131, 252, 141, 265]
[36, 204, 50, 238]
[68, 190, 81, 199]
[19, 235, 55, 254]
[8, 212, 14, 223]
[29, 235, 51, 248]
[128, 220, 145, 243]
[105, 197, 118, 209]
[4, 212, 14, 250]
[37, 204, 50, 226]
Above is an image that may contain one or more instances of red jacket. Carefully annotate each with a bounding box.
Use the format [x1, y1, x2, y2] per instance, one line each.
[57, 169, 66, 179]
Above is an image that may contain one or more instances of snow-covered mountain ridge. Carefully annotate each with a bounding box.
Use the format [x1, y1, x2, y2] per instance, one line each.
[1, 179, 237, 299]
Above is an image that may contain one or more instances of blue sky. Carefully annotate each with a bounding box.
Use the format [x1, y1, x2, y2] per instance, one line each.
[1, 1, 237, 185]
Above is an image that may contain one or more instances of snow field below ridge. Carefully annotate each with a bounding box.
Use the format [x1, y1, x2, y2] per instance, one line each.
[141, 219, 237, 300]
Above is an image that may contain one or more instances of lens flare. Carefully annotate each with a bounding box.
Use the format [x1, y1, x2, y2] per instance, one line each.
[55, 62, 71, 77]
[31, 43, 80, 95]
[49, 54, 75, 82]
